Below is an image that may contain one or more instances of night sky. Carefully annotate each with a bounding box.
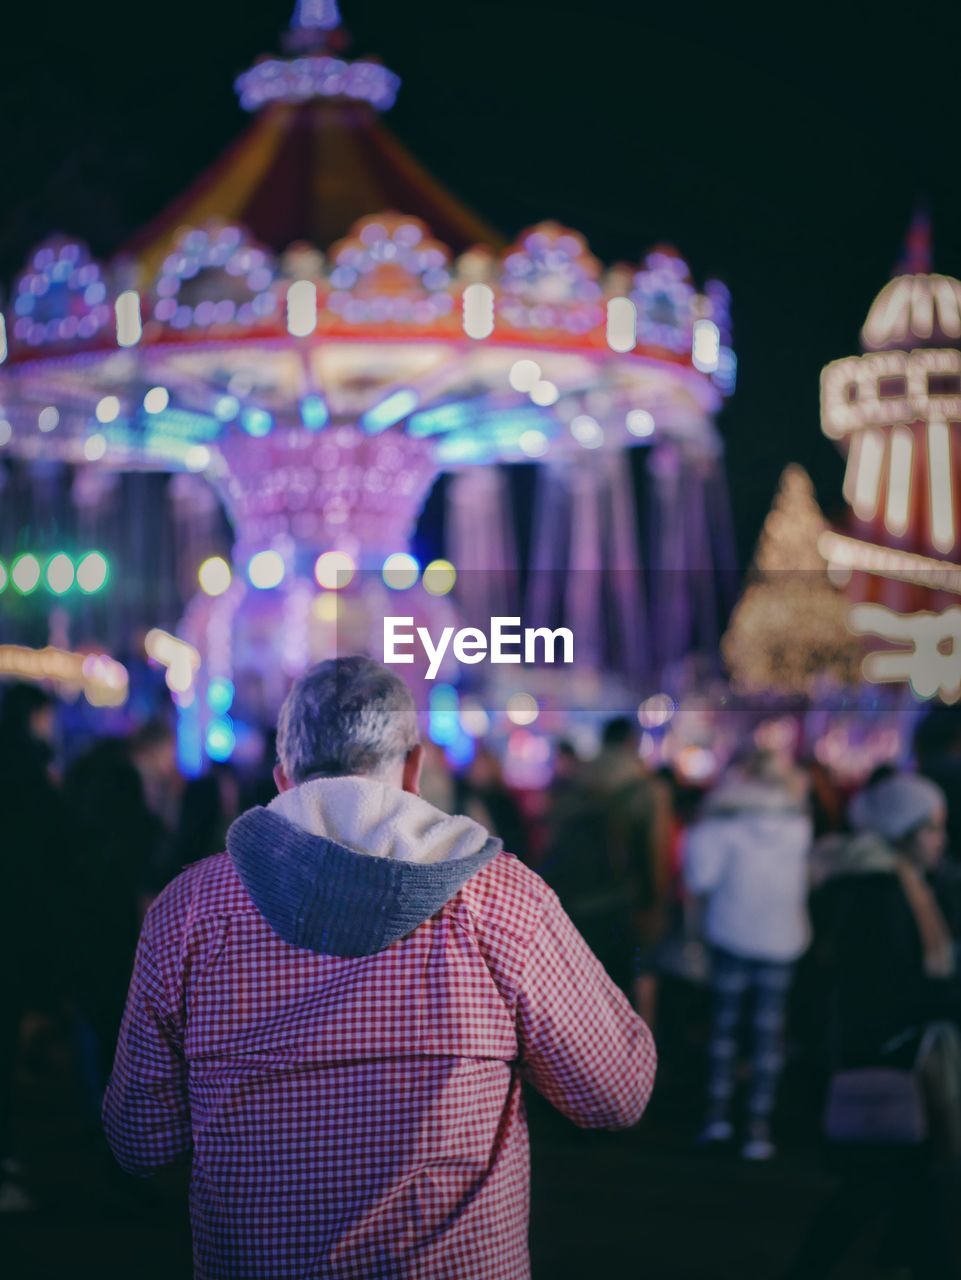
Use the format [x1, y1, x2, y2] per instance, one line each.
[2, 0, 959, 562]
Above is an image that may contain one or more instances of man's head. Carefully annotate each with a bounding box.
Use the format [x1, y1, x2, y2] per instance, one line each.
[274, 656, 422, 795]
[601, 715, 638, 755]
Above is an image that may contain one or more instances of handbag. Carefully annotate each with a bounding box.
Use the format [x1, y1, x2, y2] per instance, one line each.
[823, 1022, 961, 1149]
[823, 1064, 927, 1145]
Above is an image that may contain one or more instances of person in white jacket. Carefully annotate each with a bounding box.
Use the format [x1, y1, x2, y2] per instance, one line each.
[684, 746, 812, 1160]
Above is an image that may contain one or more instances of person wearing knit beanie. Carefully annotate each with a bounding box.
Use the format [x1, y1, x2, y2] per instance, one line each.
[848, 772, 946, 869]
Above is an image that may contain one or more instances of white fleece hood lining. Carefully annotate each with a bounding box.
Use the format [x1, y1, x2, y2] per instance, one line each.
[268, 775, 488, 865]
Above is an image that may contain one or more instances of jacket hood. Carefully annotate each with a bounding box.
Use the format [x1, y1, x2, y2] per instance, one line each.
[703, 777, 806, 818]
[226, 777, 501, 957]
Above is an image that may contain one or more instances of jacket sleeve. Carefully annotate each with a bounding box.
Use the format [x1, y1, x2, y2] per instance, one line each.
[515, 887, 656, 1129]
[102, 922, 191, 1176]
[682, 818, 729, 896]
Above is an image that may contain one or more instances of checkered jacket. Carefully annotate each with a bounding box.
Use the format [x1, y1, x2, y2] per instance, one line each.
[104, 842, 656, 1279]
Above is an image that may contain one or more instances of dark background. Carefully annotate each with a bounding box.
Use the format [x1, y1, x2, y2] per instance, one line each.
[2, 0, 958, 563]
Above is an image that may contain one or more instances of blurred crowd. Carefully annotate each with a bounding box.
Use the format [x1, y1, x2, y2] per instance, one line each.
[1, 681, 960, 1275]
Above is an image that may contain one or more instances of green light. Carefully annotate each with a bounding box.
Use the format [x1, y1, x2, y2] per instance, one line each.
[0, 560, 6, 593]
[76, 551, 109, 594]
[45, 552, 75, 595]
[11, 554, 41, 595]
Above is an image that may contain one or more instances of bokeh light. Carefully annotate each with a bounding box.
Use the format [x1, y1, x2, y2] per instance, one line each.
[207, 677, 235, 716]
[206, 717, 236, 762]
[423, 559, 456, 596]
[248, 549, 285, 589]
[76, 551, 109, 593]
[506, 692, 539, 726]
[12, 554, 41, 594]
[45, 553, 75, 595]
[143, 386, 170, 414]
[84, 433, 108, 461]
[382, 552, 420, 590]
[314, 550, 356, 590]
[95, 395, 121, 424]
[198, 556, 232, 597]
[626, 409, 655, 438]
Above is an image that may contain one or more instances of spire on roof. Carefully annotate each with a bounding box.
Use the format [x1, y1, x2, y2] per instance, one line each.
[293, 0, 341, 31]
[895, 203, 933, 277]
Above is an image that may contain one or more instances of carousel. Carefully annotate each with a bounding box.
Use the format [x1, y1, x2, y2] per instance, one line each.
[0, 0, 736, 767]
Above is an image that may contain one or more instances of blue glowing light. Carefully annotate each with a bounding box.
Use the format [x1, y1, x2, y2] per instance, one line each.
[434, 409, 555, 465]
[206, 716, 236, 762]
[445, 730, 476, 770]
[407, 402, 473, 437]
[177, 700, 204, 778]
[361, 389, 418, 434]
[300, 394, 329, 430]
[429, 684, 460, 746]
[207, 677, 235, 716]
[241, 407, 273, 437]
[214, 394, 240, 421]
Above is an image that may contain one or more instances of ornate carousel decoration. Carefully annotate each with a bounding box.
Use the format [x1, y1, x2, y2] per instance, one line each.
[0, 0, 737, 765]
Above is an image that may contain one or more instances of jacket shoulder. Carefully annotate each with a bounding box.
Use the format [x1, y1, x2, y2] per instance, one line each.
[453, 851, 554, 973]
[143, 851, 255, 943]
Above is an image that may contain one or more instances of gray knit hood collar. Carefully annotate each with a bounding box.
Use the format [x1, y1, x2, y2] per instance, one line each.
[227, 777, 501, 958]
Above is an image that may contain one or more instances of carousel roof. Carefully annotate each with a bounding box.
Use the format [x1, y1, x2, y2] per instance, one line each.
[0, 0, 735, 475]
[124, 93, 501, 285]
[861, 272, 961, 352]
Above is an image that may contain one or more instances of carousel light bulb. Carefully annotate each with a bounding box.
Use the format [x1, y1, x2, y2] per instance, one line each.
[248, 549, 285, 589]
[362, 389, 419, 434]
[0, 561, 6, 592]
[84, 433, 108, 461]
[0, 419, 11, 446]
[143, 386, 170, 414]
[38, 406, 59, 432]
[115, 290, 142, 347]
[11, 554, 41, 594]
[570, 414, 604, 448]
[76, 551, 109, 593]
[300, 394, 329, 431]
[509, 359, 541, 393]
[314, 550, 356, 590]
[506, 692, 539, 726]
[530, 380, 559, 407]
[45, 553, 75, 595]
[519, 429, 549, 458]
[184, 445, 211, 472]
[462, 283, 494, 339]
[692, 318, 721, 373]
[423, 559, 456, 596]
[95, 396, 121, 424]
[198, 556, 232, 597]
[241, 407, 273, 437]
[626, 408, 655, 438]
[606, 297, 637, 353]
[214, 395, 240, 421]
[382, 552, 420, 590]
[0, 313, 7, 365]
[287, 280, 317, 337]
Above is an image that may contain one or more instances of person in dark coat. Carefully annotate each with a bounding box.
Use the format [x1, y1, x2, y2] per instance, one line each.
[789, 771, 961, 1279]
[0, 684, 67, 1212]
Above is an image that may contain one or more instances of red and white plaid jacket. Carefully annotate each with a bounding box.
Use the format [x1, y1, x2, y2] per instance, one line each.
[104, 780, 656, 1280]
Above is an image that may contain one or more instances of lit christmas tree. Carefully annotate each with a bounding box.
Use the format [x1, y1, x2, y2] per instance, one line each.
[722, 465, 863, 695]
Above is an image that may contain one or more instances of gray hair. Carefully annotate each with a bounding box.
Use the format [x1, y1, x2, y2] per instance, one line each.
[276, 656, 419, 783]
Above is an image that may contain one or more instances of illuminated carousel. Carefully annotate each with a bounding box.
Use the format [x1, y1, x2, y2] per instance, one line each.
[0, 0, 736, 765]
